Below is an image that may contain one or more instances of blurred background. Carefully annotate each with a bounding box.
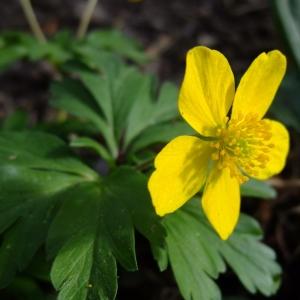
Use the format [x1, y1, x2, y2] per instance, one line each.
[1, 0, 300, 299]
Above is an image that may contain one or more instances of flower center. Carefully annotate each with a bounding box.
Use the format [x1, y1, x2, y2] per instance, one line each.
[210, 113, 273, 183]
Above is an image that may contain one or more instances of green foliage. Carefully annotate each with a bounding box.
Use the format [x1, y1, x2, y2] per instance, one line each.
[271, 0, 300, 132]
[49, 167, 165, 300]
[0, 29, 147, 71]
[84, 29, 147, 64]
[158, 200, 281, 300]
[0, 110, 29, 131]
[3, 276, 47, 300]
[0, 132, 164, 299]
[271, 69, 300, 132]
[241, 179, 277, 199]
[0, 27, 283, 300]
[0, 128, 281, 300]
[273, 0, 300, 69]
[51, 60, 194, 164]
[0, 131, 97, 287]
[0, 32, 32, 69]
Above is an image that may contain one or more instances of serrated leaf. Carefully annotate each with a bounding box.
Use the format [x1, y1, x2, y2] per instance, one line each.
[123, 81, 180, 149]
[78, 71, 114, 125]
[105, 167, 165, 247]
[49, 183, 119, 300]
[48, 167, 165, 300]
[0, 131, 164, 299]
[51, 78, 118, 158]
[220, 234, 281, 296]
[114, 67, 153, 144]
[161, 200, 281, 300]
[55, 63, 184, 163]
[0, 131, 97, 287]
[163, 203, 224, 300]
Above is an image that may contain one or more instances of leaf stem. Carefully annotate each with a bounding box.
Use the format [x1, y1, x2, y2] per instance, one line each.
[19, 0, 47, 43]
[77, 0, 99, 39]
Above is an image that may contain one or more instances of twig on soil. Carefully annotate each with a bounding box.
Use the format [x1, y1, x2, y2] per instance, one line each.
[77, 0, 99, 39]
[146, 35, 174, 59]
[268, 178, 300, 189]
[19, 0, 47, 43]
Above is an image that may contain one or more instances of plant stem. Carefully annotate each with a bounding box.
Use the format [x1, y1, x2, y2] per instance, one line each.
[19, 0, 47, 43]
[77, 0, 98, 39]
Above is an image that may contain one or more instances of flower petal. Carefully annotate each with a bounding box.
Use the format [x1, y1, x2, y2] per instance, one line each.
[202, 168, 240, 240]
[179, 46, 235, 136]
[232, 50, 286, 120]
[251, 119, 289, 180]
[148, 136, 211, 216]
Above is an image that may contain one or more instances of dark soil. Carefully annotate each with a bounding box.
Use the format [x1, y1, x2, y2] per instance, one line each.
[1, 1, 299, 300]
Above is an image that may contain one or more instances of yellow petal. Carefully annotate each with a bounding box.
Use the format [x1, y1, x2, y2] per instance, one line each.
[251, 119, 289, 180]
[232, 50, 286, 120]
[148, 136, 211, 216]
[202, 167, 240, 240]
[179, 46, 235, 136]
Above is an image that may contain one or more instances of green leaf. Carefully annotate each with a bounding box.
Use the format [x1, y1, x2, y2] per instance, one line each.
[106, 167, 165, 247]
[220, 231, 281, 296]
[161, 200, 281, 300]
[112, 66, 152, 142]
[162, 203, 224, 300]
[1, 110, 29, 130]
[0, 131, 96, 178]
[123, 81, 180, 149]
[273, 0, 300, 68]
[128, 121, 194, 154]
[70, 136, 112, 162]
[0, 46, 27, 70]
[78, 71, 114, 125]
[0, 32, 33, 70]
[27, 41, 71, 65]
[55, 62, 183, 163]
[51, 78, 118, 158]
[51, 79, 106, 129]
[48, 167, 165, 300]
[270, 69, 300, 132]
[0, 131, 164, 299]
[85, 30, 148, 64]
[241, 179, 277, 199]
[49, 183, 119, 300]
[0, 131, 96, 287]
[74, 45, 123, 74]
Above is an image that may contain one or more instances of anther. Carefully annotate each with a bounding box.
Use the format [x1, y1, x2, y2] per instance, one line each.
[211, 152, 219, 160]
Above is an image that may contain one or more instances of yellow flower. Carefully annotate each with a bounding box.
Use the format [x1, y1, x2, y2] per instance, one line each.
[148, 46, 289, 240]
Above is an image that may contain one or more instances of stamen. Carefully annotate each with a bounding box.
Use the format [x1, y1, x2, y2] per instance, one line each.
[211, 112, 273, 180]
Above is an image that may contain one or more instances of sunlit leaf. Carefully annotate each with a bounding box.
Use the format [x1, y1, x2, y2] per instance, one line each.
[0, 132, 165, 300]
[161, 200, 281, 300]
